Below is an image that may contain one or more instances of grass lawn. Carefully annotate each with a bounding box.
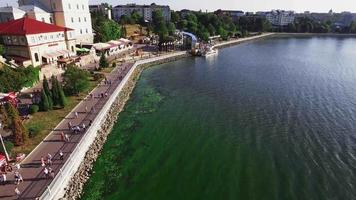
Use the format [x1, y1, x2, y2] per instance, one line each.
[13, 80, 99, 155]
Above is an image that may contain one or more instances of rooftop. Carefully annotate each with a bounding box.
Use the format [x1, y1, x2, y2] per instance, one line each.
[0, 17, 72, 35]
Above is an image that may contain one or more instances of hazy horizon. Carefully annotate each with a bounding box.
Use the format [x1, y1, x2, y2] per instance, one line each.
[0, 0, 355, 13]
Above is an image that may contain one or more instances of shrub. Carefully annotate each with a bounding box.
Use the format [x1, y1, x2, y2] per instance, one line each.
[29, 105, 39, 114]
[0, 141, 14, 155]
[26, 123, 43, 138]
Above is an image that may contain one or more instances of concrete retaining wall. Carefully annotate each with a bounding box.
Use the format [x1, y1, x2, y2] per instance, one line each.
[39, 52, 189, 200]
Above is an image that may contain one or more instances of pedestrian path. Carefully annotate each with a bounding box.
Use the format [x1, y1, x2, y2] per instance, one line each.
[0, 62, 134, 199]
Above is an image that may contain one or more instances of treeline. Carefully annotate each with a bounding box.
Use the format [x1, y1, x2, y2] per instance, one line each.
[0, 65, 39, 93]
[171, 11, 271, 41]
[273, 17, 356, 34]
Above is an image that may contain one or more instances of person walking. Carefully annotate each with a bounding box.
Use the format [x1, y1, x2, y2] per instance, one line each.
[0, 173, 6, 185]
[41, 156, 45, 167]
[49, 167, 55, 179]
[85, 106, 88, 113]
[60, 131, 65, 142]
[68, 121, 72, 130]
[65, 134, 70, 142]
[74, 112, 78, 119]
[14, 172, 20, 185]
[59, 150, 64, 160]
[82, 123, 86, 131]
[44, 167, 49, 179]
[15, 187, 21, 198]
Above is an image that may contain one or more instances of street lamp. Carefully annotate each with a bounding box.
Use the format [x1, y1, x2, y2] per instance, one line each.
[0, 122, 10, 161]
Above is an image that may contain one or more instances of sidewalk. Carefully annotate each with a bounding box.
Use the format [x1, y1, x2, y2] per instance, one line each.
[0, 62, 134, 199]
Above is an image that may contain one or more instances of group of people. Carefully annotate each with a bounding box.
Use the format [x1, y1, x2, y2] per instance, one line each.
[1, 163, 24, 197]
[41, 153, 55, 179]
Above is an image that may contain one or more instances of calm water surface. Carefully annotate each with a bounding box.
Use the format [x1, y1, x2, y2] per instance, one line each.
[82, 37, 356, 200]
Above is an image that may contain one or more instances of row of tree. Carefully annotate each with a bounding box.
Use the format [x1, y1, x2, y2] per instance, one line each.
[39, 75, 67, 111]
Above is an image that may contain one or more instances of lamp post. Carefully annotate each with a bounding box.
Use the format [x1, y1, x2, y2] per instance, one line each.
[0, 123, 10, 162]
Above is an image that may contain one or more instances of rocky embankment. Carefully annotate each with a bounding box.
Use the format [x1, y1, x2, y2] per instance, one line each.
[62, 53, 189, 200]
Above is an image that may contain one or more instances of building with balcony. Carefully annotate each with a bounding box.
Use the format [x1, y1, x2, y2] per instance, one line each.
[265, 10, 295, 26]
[113, 3, 170, 22]
[0, 17, 76, 67]
[0, 0, 94, 44]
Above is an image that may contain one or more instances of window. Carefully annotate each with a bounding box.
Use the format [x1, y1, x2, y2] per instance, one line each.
[50, 17, 53, 24]
[84, 17, 86, 22]
[53, 3, 56, 9]
[41, 17, 45, 22]
[78, 17, 81, 22]
[82, 5, 85, 10]
[77, 4, 79, 9]
[68, 4, 71, 9]
[80, 29, 82, 34]
[34, 53, 39, 62]
[50, 35, 53, 39]
[44, 36, 47, 40]
[71, 46, 74, 52]
[31, 36, 35, 43]
[86, 29, 88, 33]
[71, 17, 74, 23]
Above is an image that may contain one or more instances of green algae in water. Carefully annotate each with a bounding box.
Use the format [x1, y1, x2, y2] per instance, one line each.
[81, 73, 165, 200]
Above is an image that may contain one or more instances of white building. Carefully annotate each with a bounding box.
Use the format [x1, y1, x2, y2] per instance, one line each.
[266, 10, 295, 26]
[0, 17, 76, 67]
[113, 3, 171, 22]
[0, 6, 26, 23]
[0, 0, 93, 44]
[89, 4, 112, 20]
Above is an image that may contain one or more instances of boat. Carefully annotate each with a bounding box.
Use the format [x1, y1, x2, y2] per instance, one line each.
[202, 46, 218, 57]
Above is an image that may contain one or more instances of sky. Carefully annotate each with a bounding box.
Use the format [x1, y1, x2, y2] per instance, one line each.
[0, 0, 355, 13]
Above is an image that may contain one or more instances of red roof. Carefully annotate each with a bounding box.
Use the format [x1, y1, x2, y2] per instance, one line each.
[0, 17, 73, 35]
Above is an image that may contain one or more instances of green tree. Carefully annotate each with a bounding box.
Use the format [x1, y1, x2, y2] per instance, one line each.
[63, 65, 90, 95]
[171, 11, 180, 23]
[42, 76, 53, 110]
[58, 83, 67, 108]
[99, 53, 109, 68]
[51, 76, 60, 106]
[39, 90, 50, 111]
[167, 22, 176, 36]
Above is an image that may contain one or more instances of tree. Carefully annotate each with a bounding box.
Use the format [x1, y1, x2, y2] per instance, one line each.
[13, 117, 27, 146]
[39, 90, 50, 111]
[167, 22, 176, 36]
[63, 65, 90, 95]
[6, 103, 28, 146]
[99, 53, 109, 68]
[43, 76, 53, 110]
[51, 76, 60, 106]
[171, 11, 180, 23]
[58, 82, 67, 108]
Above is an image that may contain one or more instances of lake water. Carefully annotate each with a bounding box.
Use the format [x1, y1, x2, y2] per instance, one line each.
[82, 36, 356, 200]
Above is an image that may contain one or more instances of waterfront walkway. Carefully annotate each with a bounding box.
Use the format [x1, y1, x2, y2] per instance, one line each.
[0, 51, 187, 199]
[213, 33, 275, 48]
[0, 62, 134, 199]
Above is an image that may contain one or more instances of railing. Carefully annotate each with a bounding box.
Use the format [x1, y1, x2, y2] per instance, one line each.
[39, 51, 187, 199]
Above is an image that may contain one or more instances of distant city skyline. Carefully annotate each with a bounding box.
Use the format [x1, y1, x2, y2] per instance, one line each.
[0, 0, 355, 13]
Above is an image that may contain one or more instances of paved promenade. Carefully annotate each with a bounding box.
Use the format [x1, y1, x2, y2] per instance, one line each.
[0, 62, 134, 199]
